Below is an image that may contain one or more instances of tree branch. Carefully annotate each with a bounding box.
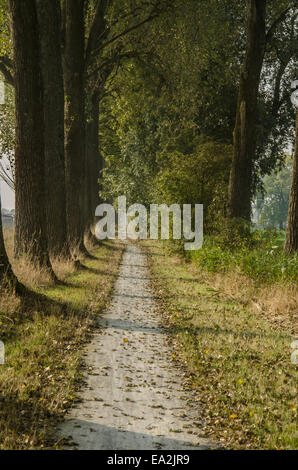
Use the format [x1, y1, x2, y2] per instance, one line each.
[85, 0, 110, 67]
[88, 49, 141, 79]
[91, 11, 159, 57]
[0, 161, 14, 191]
[0, 56, 14, 87]
[266, 4, 296, 43]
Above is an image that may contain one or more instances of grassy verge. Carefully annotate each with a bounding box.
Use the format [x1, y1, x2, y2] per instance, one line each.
[144, 240, 297, 450]
[0, 239, 124, 449]
[190, 232, 297, 285]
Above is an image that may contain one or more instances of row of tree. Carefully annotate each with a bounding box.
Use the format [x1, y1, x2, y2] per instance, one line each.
[0, 0, 172, 290]
[0, 0, 297, 293]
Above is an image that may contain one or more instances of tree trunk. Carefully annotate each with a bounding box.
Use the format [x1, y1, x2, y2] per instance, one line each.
[63, 0, 88, 258]
[85, 91, 103, 244]
[36, 0, 70, 260]
[9, 0, 56, 279]
[285, 110, 298, 253]
[228, 0, 266, 220]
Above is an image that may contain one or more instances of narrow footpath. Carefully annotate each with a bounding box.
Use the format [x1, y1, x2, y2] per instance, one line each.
[58, 243, 214, 450]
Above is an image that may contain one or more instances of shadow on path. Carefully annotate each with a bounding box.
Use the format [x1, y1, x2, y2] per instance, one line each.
[61, 419, 208, 450]
[99, 317, 167, 335]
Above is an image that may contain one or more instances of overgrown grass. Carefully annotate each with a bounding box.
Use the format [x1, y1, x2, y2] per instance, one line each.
[0, 238, 124, 449]
[144, 239, 298, 450]
[188, 230, 297, 284]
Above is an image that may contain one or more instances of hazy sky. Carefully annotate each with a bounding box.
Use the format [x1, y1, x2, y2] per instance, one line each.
[0, 180, 15, 210]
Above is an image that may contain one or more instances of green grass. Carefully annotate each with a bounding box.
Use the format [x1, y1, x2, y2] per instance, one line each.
[190, 242, 297, 284]
[179, 230, 298, 284]
[0, 240, 124, 449]
[144, 240, 298, 450]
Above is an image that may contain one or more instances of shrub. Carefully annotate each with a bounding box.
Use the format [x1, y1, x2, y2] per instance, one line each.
[190, 231, 297, 284]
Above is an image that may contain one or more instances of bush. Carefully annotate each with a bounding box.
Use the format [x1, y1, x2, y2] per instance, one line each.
[240, 249, 298, 283]
[190, 230, 298, 284]
[191, 243, 233, 272]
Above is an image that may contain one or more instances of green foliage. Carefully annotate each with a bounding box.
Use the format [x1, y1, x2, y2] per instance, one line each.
[99, 0, 296, 227]
[255, 0, 297, 179]
[99, 0, 240, 214]
[0, 85, 15, 157]
[239, 248, 297, 283]
[154, 141, 232, 202]
[100, 65, 161, 206]
[0, 0, 10, 57]
[254, 156, 293, 230]
[0, 85, 15, 189]
[191, 230, 298, 284]
[152, 141, 232, 227]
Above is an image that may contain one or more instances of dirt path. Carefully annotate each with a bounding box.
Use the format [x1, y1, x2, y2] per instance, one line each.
[58, 243, 214, 450]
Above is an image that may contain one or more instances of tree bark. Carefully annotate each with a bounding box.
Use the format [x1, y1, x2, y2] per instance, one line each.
[285, 110, 298, 253]
[9, 0, 56, 279]
[36, 0, 70, 259]
[63, 0, 88, 258]
[228, 0, 266, 220]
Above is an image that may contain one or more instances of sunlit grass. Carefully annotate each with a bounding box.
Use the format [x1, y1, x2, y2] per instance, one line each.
[144, 240, 298, 450]
[190, 238, 297, 284]
[0, 239, 124, 449]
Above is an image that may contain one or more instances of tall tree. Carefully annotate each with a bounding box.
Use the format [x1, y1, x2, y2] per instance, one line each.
[83, 0, 109, 243]
[8, 0, 56, 279]
[63, 0, 88, 258]
[85, 90, 103, 243]
[255, 5, 297, 183]
[228, 0, 267, 220]
[285, 110, 298, 252]
[82, 0, 171, 241]
[36, 0, 70, 259]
